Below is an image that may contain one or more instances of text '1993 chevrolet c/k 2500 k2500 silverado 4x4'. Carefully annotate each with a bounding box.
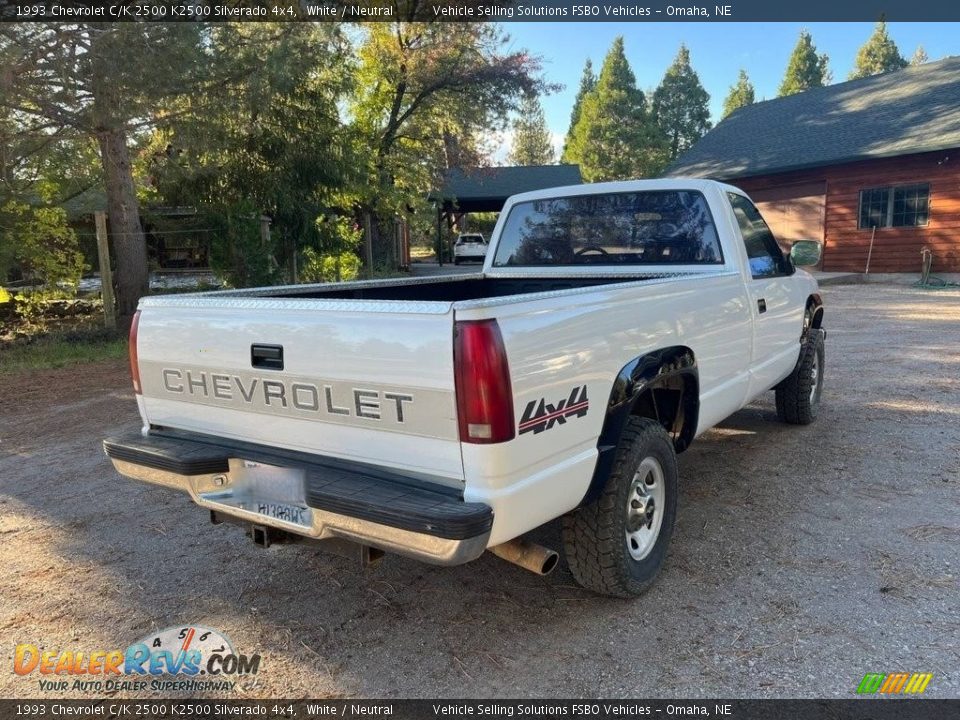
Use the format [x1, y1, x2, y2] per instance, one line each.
[104, 178, 826, 597]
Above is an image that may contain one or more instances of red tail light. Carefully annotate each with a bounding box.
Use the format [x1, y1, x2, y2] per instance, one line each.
[454, 319, 515, 444]
[129, 310, 142, 394]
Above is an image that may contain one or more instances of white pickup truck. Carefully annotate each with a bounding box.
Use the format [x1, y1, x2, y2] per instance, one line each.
[105, 179, 825, 597]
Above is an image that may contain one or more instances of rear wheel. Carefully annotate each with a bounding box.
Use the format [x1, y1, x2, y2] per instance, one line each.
[562, 417, 678, 598]
[775, 330, 824, 425]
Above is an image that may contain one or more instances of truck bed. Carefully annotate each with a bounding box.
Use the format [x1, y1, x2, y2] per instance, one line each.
[207, 273, 684, 304]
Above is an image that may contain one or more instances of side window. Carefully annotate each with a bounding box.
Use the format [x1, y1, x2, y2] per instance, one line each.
[727, 192, 788, 279]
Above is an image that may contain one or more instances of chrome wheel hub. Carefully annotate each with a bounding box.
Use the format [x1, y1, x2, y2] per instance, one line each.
[625, 457, 665, 561]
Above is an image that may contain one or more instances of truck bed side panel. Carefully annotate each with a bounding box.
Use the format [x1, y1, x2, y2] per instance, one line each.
[456, 272, 754, 544]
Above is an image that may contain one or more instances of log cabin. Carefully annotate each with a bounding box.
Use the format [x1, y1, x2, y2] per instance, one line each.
[668, 56, 960, 273]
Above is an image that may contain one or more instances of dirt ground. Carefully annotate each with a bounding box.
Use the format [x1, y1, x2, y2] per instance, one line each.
[1, 283, 958, 699]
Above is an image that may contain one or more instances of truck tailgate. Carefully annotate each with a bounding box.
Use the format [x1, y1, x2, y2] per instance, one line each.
[134, 298, 462, 485]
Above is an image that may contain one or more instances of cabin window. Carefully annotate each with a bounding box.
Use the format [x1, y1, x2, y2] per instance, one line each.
[858, 184, 929, 229]
[727, 193, 790, 278]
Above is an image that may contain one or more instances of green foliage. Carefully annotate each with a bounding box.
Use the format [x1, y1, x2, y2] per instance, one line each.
[911, 46, 929, 66]
[508, 95, 555, 166]
[779, 30, 830, 96]
[13, 289, 66, 329]
[652, 45, 712, 160]
[0, 201, 86, 289]
[564, 37, 669, 181]
[722, 69, 756, 119]
[352, 23, 547, 221]
[849, 21, 908, 79]
[301, 214, 364, 282]
[144, 25, 358, 280]
[206, 203, 280, 289]
[315, 214, 363, 253]
[562, 59, 596, 162]
[301, 249, 362, 283]
[2, 22, 551, 287]
[1, 23, 215, 318]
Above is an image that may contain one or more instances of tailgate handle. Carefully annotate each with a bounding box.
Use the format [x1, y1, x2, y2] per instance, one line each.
[251, 344, 284, 370]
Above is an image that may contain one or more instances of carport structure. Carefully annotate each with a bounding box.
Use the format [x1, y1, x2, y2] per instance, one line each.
[430, 164, 582, 264]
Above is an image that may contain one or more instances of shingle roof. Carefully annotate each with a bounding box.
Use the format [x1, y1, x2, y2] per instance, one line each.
[668, 56, 960, 180]
[433, 165, 582, 212]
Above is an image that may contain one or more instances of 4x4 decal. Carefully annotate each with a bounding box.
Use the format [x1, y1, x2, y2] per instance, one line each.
[519, 386, 589, 435]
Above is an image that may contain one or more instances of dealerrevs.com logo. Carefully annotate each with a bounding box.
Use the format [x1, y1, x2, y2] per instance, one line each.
[14, 625, 260, 693]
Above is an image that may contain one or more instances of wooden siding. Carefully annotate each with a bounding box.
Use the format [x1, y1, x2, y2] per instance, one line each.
[749, 181, 825, 251]
[730, 148, 960, 273]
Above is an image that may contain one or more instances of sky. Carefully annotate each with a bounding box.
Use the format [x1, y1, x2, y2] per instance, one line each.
[495, 22, 959, 158]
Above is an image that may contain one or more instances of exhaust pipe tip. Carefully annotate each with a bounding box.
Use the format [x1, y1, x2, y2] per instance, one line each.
[540, 551, 560, 575]
[489, 538, 559, 576]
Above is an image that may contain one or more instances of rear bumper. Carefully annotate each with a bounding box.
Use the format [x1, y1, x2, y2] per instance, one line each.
[453, 248, 486, 259]
[103, 430, 492, 566]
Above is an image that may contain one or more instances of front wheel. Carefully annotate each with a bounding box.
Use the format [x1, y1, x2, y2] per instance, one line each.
[775, 330, 825, 425]
[562, 417, 678, 598]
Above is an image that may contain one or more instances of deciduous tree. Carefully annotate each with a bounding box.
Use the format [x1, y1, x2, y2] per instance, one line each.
[351, 20, 547, 265]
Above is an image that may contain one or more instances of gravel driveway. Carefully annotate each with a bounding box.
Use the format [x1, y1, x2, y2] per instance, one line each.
[1, 283, 958, 699]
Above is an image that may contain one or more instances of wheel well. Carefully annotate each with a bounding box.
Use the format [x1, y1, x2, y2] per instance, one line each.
[806, 294, 824, 329]
[580, 346, 699, 506]
[629, 372, 698, 453]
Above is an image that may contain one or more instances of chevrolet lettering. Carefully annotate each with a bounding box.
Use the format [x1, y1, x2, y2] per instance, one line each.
[158, 367, 415, 423]
[105, 179, 826, 597]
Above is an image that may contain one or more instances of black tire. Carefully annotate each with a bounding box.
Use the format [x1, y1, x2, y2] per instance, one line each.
[562, 417, 678, 598]
[775, 330, 824, 425]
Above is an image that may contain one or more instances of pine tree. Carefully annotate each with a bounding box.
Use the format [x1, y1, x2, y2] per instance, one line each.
[564, 37, 669, 181]
[778, 30, 830, 96]
[910, 45, 929, 66]
[849, 21, 908, 79]
[561, 59, 596, 162]
[721, 69, 756, 119]
[508, 94, 555, 166]
[652, 44, 712, 159]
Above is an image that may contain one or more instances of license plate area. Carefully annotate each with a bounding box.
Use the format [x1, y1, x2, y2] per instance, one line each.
[198, 459, 312, 528]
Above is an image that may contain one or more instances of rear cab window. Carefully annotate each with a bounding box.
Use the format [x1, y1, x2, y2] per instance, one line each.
[492, 190, 723, 267]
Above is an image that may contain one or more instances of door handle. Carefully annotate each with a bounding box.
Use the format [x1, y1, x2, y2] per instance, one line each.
[757, 298, 767, 314]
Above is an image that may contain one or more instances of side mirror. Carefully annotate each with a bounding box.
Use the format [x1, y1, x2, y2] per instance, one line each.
[790, 240, 822, 267]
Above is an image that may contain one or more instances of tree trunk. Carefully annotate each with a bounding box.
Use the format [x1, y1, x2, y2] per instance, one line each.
[96, 126, 147, 328]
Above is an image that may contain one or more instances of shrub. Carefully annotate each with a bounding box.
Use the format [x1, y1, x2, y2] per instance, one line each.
[301, 248, 361, 283]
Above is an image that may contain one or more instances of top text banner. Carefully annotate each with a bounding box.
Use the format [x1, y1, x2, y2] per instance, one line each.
[3, 0, 960, 21]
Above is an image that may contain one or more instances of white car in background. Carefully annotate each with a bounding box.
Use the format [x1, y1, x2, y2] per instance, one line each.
[453, 233, 489, 264]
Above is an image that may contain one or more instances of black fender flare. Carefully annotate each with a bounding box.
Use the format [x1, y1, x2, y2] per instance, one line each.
[579, 346, 699, 506]
[807, 293, 824, 330]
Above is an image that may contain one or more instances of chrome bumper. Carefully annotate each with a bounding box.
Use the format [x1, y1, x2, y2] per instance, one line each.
[108, 455, 490, 567]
